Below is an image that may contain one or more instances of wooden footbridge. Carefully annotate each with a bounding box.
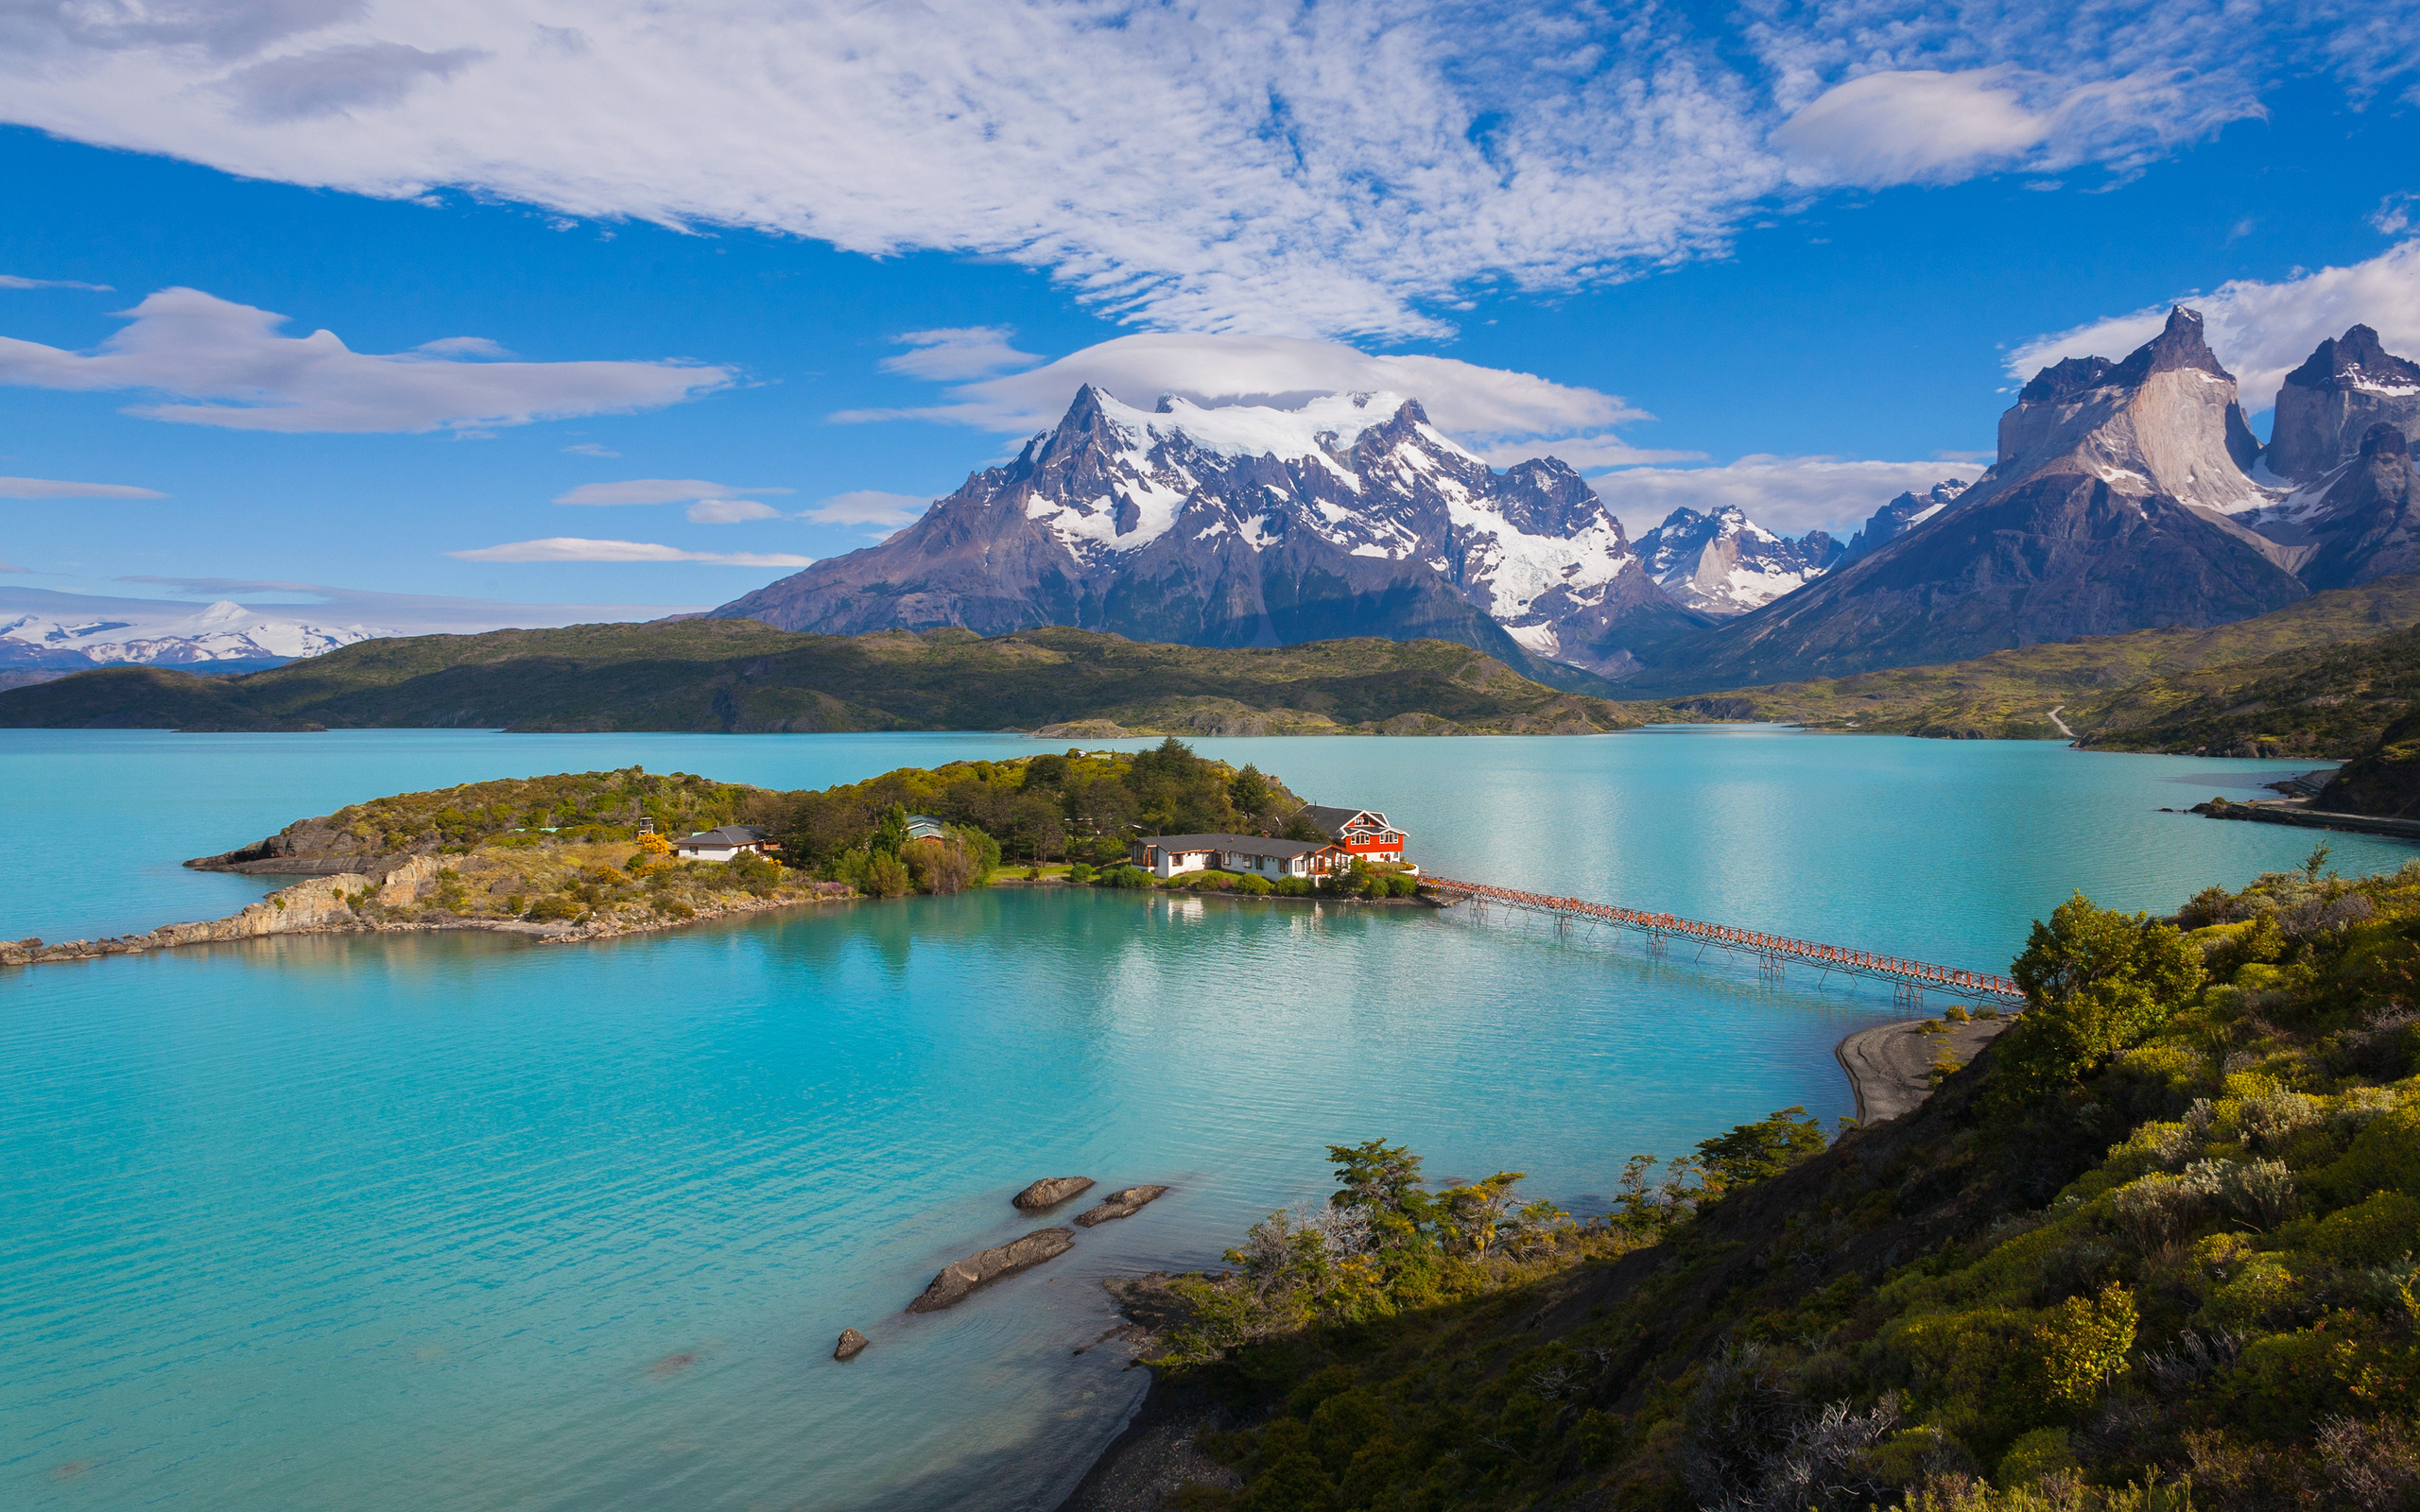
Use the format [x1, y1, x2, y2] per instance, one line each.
[1418, 876, 2026, 1006]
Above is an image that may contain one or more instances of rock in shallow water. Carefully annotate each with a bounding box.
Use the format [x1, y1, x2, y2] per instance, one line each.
[833, 1328, 869, 1361]
[908, 1228, 1075, 1313]
[1012, 1176, 1095, 1210]
[1073, 1185, 1169, 1227]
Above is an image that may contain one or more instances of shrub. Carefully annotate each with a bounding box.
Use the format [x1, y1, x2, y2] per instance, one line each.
[2179, 1157, 2300, 1230]
[2035, 1283, 2137, 1408]
[1996, 894, 2203, 1102]
[524, 896, 583, 921]
[1273, 876, 1315, 897]
[1098, 865, 1153, 889]
[1065, 862, 1096, 885]
[2238, 1090, 2323, 1151]
[654, 899, 696, 920]
[502, 893, 525, 915]
[2307, 1192, 2420, 1267]
[1233, 873, 1274, 896]
[2114, 1174, 2200, 1252]
[1995, 1427, 2080, 1489]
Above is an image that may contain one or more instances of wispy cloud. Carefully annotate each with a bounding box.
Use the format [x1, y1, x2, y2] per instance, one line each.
[686, 498, 780, 523]
[447, 537, 812, 565]
[840, 331, 1655, 447]
[801, 490, 931, 532]
[2007, 239, 2420, 404]
[102, 576, 700, 629]
[0, 274, 114, 292]
[0, 475, 166, 499]
[553, 478, 788, 506]
[0, 0, 2374, 337]
[0, 287, 735, 433]
[560, 441, 621, 457]
[878, 327, 1044, 382]
[1589, 456, 1978, 540]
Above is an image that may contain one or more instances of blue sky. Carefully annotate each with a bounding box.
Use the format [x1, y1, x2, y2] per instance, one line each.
[4, 1, 2419, 627]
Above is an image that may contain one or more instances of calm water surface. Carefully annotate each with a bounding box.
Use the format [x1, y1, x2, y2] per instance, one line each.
[2, 728, 2408, 1510]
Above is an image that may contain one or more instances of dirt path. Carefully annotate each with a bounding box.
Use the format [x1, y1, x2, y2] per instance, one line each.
[2047, 705, 2074, 738]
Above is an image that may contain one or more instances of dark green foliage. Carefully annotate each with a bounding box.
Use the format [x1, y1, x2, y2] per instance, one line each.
[1694, 1105, 1826, 1193]
[1996, 893, 2203, 1100]
[0, 622, 1635, 734]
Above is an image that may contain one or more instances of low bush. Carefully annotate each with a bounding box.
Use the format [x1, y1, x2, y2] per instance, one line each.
[524, 896, 583, 921]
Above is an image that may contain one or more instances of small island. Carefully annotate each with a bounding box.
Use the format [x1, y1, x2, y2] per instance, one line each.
[4, 739, 1428, 968]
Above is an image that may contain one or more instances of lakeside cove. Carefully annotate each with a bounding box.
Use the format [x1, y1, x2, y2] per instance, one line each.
[6, 727, 2416, 1512]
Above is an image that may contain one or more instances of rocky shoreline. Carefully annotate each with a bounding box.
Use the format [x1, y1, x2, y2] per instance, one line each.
[1, 857, 845, 969]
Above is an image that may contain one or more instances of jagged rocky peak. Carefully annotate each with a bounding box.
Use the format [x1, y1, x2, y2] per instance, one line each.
[1987, 304, 2265, 517]
[2265, 324, 2420, 483]
[2293, 421, 2420, 592]
[1634, 504, 1842, 616]
[1840, 480, 1968, 564]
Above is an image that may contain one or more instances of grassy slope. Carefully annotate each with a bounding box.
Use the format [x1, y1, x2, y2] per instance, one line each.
[1135, 867, 2420, 1511]
[1685, 576, 2420, 746]
[0, 623, 1638, 735]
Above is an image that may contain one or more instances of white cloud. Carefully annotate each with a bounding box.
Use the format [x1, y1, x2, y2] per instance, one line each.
[686, 498, 780, 523]
[560, 441, 620, 457]
[0, 0, 2360, 337]
[878, 327, 1044, 382]
[802, 490, 932, 531]
[100, 576, 700, 630]
[0, 475, 167, 499]
[839, 332, 1653, 444]
[447, 536, 811, 565]
[223, 42, 485, 122]
[2374, 194, 2420, 236]
[2006, 239, 2420, 406]
[1588, 456, 1979, 540]
[1774, 67, 2246, 188]
[1, 274, 113, 292]
[0, 286, 735, 433]
[553, 478, 786, 505]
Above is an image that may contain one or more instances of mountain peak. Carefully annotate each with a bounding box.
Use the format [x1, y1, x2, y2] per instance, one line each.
[2017, 305, 2230, 405]
[2284, 324, 2420, 390]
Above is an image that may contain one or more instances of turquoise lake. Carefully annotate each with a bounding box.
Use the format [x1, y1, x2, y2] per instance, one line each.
[3, 728, 2410, 1509]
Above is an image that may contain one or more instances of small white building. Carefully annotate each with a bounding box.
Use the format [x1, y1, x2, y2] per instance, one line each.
[1130, 833, 1344, 881]
[672, 824, 772, 862]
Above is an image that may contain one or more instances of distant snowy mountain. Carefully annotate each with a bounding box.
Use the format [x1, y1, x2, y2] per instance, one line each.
[1633, 505, 1843, 616]
[0, 600, 385, 673]
[712, 385, 1708, 679]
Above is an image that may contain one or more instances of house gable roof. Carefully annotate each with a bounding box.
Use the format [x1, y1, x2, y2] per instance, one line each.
[1138, 833, 1337, 860]
[676, 824, 768, 847]
[1300, 805, 1395, 838]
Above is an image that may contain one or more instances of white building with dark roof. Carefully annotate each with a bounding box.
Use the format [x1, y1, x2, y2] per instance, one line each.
[673, 824, 772, 862]
[1130, 833, 1343, 881]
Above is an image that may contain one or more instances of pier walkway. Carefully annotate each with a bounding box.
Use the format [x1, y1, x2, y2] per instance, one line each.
[1419, 876, 2026, 1006]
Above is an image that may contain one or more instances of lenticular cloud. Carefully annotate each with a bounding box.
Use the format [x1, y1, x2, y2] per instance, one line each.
[0, 0, 2405, 337]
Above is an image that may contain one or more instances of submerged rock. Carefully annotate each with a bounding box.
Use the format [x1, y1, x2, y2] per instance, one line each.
[1012, 1177, 1096, 1210]
[1074, 1185, 1170, 1228]
[908, 1228, 1075, 1313]
[833, 1328, 869, 1361]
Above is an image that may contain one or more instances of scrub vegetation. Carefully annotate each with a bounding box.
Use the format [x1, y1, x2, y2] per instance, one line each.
[0, 622, 1636, 735]
[1115, 849, 2420, 1511]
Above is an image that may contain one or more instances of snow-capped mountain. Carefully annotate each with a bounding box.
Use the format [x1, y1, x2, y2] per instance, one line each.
[713, 386, 1706, 679]
[1838, 480, 1968, 565]
[2263, 324, 2420, 485]
[1633, 506, 1842, 615]
[0, 600, 384, 669]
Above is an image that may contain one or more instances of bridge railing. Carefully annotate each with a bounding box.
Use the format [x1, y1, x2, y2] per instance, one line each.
[1419, 875, 2025, 1004]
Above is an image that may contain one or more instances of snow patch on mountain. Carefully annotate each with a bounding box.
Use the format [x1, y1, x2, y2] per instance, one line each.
[1634, 504, 1842, 615]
